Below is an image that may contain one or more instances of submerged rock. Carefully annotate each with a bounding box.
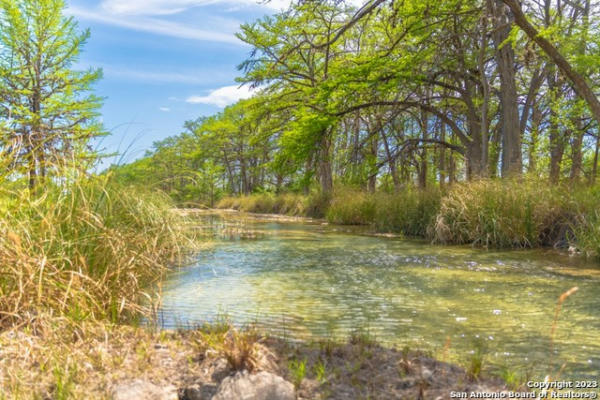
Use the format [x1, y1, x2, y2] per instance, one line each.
[111, 380, 178, 400]
[212, 371, 295, 400]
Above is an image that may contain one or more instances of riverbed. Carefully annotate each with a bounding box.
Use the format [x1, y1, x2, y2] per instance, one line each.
[159, 212, 600, 380]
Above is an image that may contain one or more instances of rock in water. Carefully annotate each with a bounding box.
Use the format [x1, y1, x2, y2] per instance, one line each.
[212, 371, 295, 400]
[111, 380, 178, 400]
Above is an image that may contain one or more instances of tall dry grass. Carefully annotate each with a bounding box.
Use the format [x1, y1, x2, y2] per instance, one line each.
[325, 187, 442, 236]
[569, 185, 600, 258]
[433, 179, 571, 248]
[0, 176, 191, 328]
[326, 188, 376, 225]
[216, 180, 600, 255]
[374, 188, 442, 236]
[216, 191, 330, 218]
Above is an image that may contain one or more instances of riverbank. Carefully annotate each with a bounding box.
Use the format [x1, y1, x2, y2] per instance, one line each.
[0, 319, 511, 399]
[0, 179, 588, 398]
[216, 180, 600, 258]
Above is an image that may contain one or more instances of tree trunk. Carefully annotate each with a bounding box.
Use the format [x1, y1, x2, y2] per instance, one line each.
[479, 10, 491, 177]
[380, 129, 400, 193]
[439, 121, 446, 189]
[591, 135, 600, 185]
[492, 0, 522, 177]
[528, 101, 542, 173]
[502, 0, 600, 128]
[569, 121, 584, 182]
[489, 123, 502, 178]
[318, 132, 333, 194]
[368, 134, 378, 192]
[418, 110, 428, 188]
[448, 150, 456, 186]
[547, 71, 565, 184]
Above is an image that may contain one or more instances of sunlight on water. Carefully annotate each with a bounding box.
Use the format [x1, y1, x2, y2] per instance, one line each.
[159, 213, 600, 380]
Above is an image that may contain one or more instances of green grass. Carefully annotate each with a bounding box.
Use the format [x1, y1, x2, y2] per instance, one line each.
[569, 185, 600, 258]
[373, 188, 442, 236]
[0, 175, 192, 328]
[433, 179, 567, 248]
[288, 358, 307, 389]
[216, 191, 330, 218]
[326, 188, 376, 225]
[215, 180, 600, 256]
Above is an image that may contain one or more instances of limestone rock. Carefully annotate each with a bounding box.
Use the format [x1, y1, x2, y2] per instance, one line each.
[180, 384, 217, 400]
[111, 380, 178, 400]
[212, 371, 295, 400]
[210, 357, 231, 382]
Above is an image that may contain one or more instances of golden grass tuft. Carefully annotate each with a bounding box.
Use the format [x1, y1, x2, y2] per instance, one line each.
[0, 176, 193, 328]
[433, 179, 569, 248]
[216, 191, 329, 218]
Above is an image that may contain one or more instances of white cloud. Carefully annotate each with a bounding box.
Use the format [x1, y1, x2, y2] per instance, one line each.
[100, 0, 292, 16]
[159, 107, 171, 112]
[186, 85, 254, 107]
[67, 6, 242, 44]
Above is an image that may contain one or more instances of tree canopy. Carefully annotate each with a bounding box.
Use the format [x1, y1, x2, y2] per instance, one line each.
[0, 0, 104, 188]
[112, 0, 600, 204]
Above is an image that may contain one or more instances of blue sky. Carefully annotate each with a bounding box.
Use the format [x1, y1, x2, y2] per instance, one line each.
[66, 0, 291, 167]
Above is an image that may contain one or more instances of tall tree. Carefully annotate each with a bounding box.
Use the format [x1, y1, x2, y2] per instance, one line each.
[0, 0, 103, 188]
[490, 0, 522, 176]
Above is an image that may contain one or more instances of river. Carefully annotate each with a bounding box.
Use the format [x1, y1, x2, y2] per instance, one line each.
[159, 212, 600, 380]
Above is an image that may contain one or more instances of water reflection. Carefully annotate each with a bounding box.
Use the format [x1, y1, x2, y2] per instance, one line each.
[160, 212, 600, 380]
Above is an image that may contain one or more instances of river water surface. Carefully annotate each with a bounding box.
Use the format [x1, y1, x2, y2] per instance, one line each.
[159, 212, 600, 380]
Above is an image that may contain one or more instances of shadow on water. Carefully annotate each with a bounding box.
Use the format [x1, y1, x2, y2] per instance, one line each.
[159, 211, 600, 380]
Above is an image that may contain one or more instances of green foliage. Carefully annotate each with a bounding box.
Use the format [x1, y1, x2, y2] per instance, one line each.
[288, 358, 307, 389]
[497, 365, 525, 391]
[216, 180, 600, 254]
[110, 0, 600, 212]
[314, 360, 328, 384]
[52, 363, 77, 400]
[570, 185, 600, 258]
[0, 0, 104, 186]
[467, 340, 487, 381]
[325, 186, 441, 237]
[217, 190, 330, 218]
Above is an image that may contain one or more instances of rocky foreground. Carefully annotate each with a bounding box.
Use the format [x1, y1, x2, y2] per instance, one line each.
[0, 321, 510, 399]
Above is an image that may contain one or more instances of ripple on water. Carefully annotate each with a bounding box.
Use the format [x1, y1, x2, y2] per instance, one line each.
[159, 216, 600, 380]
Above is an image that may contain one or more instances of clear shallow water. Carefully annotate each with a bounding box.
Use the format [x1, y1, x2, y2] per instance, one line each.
[159, 213, 600, 380]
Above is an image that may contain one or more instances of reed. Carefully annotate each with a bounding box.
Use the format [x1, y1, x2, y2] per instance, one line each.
[433, 179, 570, 248]
[373, 188, 441, 236]
[216, 191, 328, 218]
[0, 175, 192, 328]
[216, 180, 600, 253]
[326, 188, 376, 225]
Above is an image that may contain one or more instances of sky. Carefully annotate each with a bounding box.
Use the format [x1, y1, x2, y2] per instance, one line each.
[65, 0, 292, 167]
